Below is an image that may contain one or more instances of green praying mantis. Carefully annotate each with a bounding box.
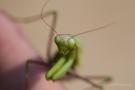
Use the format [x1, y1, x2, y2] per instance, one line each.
[3, 0, 114, 90]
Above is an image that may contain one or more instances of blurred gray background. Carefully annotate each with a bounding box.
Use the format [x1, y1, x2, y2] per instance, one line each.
[0, 0, 134, 90]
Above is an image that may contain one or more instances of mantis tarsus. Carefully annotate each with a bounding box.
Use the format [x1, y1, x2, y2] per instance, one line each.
[3, 0, 114, 90]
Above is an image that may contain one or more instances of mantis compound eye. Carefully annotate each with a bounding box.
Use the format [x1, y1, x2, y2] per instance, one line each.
[54, 35, 60, 45]
[68, 38, 76, 49]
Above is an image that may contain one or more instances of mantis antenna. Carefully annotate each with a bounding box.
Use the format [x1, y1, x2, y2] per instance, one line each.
[71, 22, 115, 38]
[41, 0, 59, 35]
[41, 0, 115, 37]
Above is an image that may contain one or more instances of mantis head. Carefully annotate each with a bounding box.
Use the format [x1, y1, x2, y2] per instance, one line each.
[41, 0, 114, 56]
[55, 34, 76, 56]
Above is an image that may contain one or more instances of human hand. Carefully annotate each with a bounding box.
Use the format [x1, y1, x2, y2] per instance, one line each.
[0, 10, 65, 90]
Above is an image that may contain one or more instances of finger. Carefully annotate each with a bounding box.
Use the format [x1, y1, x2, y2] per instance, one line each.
[0, 10, 65, 90]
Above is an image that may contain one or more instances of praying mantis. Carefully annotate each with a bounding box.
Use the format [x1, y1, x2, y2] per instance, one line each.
[2, 0, 114, 90]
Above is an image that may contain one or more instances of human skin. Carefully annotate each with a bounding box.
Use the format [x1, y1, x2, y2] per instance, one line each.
[0, 10, 65, 90]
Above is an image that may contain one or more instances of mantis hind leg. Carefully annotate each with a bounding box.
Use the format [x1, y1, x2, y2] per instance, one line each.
[2, 10, 58, 89]
[46, 11, 57, 61]
[68, 70, 111, 90]
[2, 9, 58, 62]
[2, 9, 58, 61]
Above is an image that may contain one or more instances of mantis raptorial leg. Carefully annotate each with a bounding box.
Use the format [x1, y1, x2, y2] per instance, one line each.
[2, 0, 113, 90]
